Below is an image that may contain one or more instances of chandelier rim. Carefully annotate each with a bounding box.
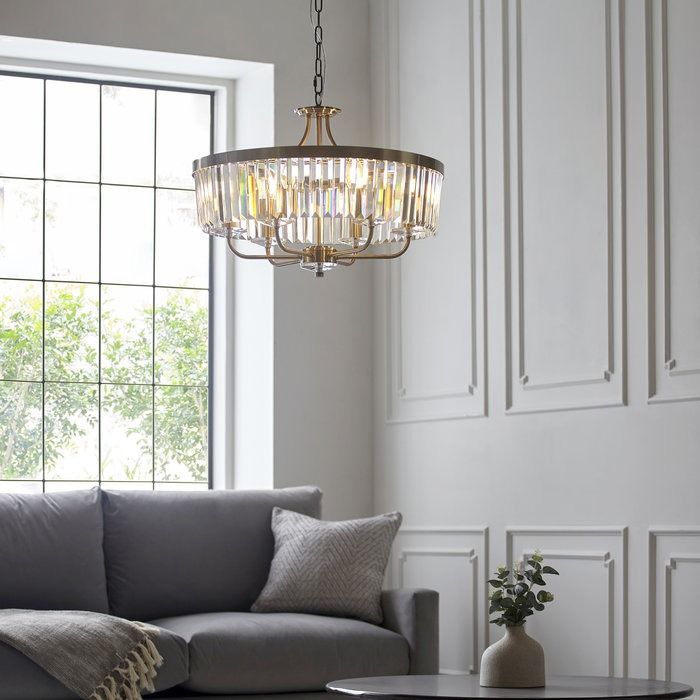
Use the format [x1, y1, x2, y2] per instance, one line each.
[193, 145, 444, 176]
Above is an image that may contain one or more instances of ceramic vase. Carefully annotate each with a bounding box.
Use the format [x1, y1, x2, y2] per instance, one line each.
[479, 624, 545, 688]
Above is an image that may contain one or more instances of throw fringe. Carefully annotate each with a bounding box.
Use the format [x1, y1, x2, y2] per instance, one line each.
[89, 635, 163, 700]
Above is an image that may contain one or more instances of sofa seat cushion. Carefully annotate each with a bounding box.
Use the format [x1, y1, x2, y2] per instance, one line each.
[102, 486, 322, 621]
[0, 488, 109, 612]
[0, 625, 188, 699]
[152, 612, 409, 694]
[146, 624, 190, 693]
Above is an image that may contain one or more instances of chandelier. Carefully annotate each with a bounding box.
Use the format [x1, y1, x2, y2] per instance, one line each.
[192, 1, 444, 278]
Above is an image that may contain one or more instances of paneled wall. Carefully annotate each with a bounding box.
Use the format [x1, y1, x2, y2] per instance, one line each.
[371, 0, 700, 687]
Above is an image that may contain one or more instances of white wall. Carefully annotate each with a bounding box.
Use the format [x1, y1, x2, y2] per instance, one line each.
[0, 0, 375, 519]
[371, 0, 700, 688]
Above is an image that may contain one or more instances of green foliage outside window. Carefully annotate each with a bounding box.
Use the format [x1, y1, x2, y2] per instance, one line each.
[0, 287, 208, 482]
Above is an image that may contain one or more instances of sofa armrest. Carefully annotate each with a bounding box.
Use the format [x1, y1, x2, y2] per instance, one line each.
[380, 588, 439, 674]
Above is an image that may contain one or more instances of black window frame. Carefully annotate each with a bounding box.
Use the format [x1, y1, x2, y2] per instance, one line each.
[0, 68, 215, 491]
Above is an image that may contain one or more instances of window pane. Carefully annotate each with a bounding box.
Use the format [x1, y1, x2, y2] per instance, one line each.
[44, 382, 98, 480]
[155, 189, 208, 288]
[46, 80, 100, 182]
[101, 185, 154, 285]
[156, 90, 210, 189]
[155, 481, 208, 492]
[44, 481, 99, 492]
[101, 384, 153, 481]
[0, 280, 42, 381]
[0, 481, 42, 493]
[154, 288, 208, 386]
[0, 76, 43, 178]
[0, 178, 43, 279]
[44, 282, 99, 382]
[101, 285, 153, 384]
[102, 86, 155, 186]
[0, 380, 42, 480]
[155, 385, 208, 482]
[45, 181, 99, 281]
[100, 481, 153, 491]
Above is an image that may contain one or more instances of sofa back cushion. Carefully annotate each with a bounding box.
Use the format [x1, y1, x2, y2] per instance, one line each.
[0, 488, 109, 613]
[102, 486, 322, 621]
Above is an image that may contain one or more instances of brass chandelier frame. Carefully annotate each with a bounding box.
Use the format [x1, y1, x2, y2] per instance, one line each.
[192, 0, 444, 277]
[224, 218, 413, 270]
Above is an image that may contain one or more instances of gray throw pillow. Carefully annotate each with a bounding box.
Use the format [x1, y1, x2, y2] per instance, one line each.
[252, 508, 402, 624]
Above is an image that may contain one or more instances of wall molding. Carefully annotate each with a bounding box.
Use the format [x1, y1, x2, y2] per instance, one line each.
[503, 0, 626, 413]
[506, 526, 628, 676]
[394, 526, 489, 674]
[522, 548, 615, 676]
[663, 556, 700, 680]
[398, 546, 479, 673]
[647, 0, 700, 403]
[647, 528, 700, 680]
[384, 0, 487, 423]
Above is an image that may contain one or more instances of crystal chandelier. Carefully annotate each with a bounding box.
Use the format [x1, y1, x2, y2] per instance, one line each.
[192, 1, 444, 278]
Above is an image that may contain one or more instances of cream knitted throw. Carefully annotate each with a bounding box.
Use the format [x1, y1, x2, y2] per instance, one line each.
[0, 609, 163, 700]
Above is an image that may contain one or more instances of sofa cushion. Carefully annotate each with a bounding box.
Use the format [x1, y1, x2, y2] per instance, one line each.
[153, 612, 409, 694]
[0, 488, 109, 613]
[252, 508, 402, 623]
[0, 626, 188, 699]
[102, 486, 322, 620]
[146, 625, 190, 694]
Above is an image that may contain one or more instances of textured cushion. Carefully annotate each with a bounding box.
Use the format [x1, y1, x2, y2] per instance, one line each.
[153, 612, 409, 694]
[0, 625, 188, 699]
[252, 509, 402, 624]
[102, 486, 322, 620]
[0, 488, 109, 613]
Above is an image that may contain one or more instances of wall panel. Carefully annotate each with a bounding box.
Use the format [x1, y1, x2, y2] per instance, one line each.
[504, 0, 626, 413]
[392, 527, 489, 673]
[386, 0, 486, 423]
[649, 529, 700, 691]
[506, 527, 627, 677]
[648, 0, 700, 403]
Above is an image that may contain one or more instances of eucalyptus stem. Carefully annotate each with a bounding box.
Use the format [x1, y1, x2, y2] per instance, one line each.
[488, 551, 559, 628]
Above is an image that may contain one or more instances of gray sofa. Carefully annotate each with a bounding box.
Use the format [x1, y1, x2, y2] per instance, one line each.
[0, 486, 439, 699]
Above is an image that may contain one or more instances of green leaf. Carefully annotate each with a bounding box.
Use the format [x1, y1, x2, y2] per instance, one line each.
[534, 602, 545, 611]
[488, 579, 503, 588]
[542, 566, 559, 575]
[500, 598, 515, 608]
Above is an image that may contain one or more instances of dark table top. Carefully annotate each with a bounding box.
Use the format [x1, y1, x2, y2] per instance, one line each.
[326, 675, 694, 700]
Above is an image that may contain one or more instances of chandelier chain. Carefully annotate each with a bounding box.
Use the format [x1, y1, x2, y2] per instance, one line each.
[312, 0, 325, 106]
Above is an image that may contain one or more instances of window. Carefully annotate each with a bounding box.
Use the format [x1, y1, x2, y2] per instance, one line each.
[0, 71, 213, 492]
